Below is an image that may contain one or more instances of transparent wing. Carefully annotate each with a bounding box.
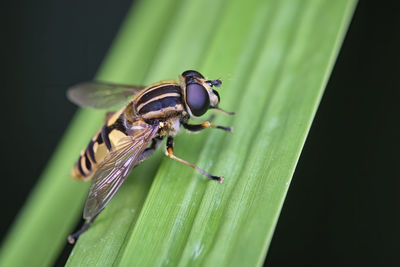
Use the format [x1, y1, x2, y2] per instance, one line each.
[83, 122, 159, 220]
[67, 81, 146, 109]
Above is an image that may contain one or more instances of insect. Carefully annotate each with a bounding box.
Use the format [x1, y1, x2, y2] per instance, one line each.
[67, 70, 234, 244]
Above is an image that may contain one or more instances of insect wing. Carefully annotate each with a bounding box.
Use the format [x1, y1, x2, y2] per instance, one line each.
[83, 122, 159, 220]
[67, 81, 146, 109]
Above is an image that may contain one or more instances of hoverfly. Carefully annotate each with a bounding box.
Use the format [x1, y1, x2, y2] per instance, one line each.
[67, 70, 234, 244]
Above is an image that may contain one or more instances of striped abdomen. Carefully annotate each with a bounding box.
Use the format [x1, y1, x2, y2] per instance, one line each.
[72, 114, 129, 180]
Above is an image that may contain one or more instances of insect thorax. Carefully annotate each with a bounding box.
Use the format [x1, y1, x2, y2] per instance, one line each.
[129, 83, 186, 123]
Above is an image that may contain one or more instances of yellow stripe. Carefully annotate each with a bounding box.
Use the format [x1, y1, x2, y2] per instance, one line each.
[136, 92, 181, 111]
[80, 155, 90, 175]
[141, 104, 184, 119]
[93, 142, 108, 164]
[109, 129, 128, 147]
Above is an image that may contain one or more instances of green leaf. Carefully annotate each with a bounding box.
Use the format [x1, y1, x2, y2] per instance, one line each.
[0, 0, 356, 266]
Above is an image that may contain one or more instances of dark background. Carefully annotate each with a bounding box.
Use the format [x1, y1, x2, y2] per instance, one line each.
[1, 1, 398, 266]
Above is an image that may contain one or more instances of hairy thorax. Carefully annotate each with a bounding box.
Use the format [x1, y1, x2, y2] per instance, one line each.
[159, 117, 182, 137]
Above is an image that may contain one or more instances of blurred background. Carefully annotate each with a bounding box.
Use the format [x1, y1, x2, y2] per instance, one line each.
[0, 1, 398, 266]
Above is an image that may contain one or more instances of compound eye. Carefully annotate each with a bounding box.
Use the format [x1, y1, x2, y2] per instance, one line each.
[182, 70, 204, 79]
[186, 83, 210, 116]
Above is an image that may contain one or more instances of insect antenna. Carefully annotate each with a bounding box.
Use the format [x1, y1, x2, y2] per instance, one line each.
[211, 107, 236, 116]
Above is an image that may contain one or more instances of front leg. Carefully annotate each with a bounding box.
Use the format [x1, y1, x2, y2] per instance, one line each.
[182, 121, 232, 133]
[165, 136, 223, 183]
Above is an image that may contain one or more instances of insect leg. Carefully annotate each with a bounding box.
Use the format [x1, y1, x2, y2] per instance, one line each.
[165, 137, 223, 183]
[136, 137, 163, 164]
[67, 212, 101, 244]
[182, 121, 232, 133]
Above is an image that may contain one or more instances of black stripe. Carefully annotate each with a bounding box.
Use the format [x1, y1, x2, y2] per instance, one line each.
[100, 117, 127, 151]
[101, 125, 112, 150]
[77, 156, 87, 177]
[96, 132, 103, 144]
[84, 151, 92, 171]
[109, 117, 127, 133]
[136, 85, 181, 106]
[87, 140, 96, 164]
[139, 96, 181, 114]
